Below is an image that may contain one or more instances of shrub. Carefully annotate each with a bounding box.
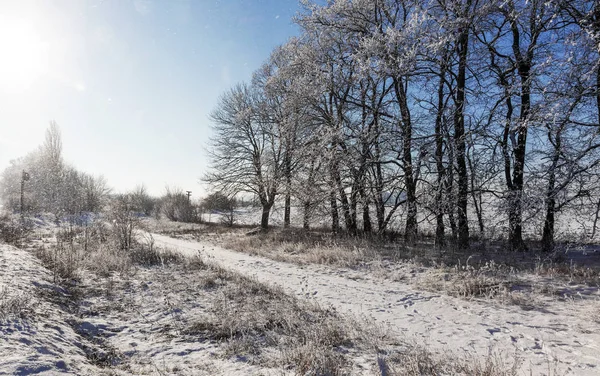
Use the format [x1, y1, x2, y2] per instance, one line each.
[0, 288, 32, 321]
[0, 214, 31, 245]
[109, 194, 140, 251]
[161, 186, 195, 222]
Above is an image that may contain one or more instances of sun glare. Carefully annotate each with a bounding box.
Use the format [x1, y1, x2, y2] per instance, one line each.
[0, 18, 50, 92]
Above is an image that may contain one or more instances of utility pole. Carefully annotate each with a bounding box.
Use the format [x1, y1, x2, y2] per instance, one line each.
[186, 191, 192, 202]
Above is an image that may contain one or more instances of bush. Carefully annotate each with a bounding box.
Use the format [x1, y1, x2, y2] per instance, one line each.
[160, 186, 195, 222]
[0, 214, 31, 245]
[131, 185, 156, 216]
[109, 194, 140, 251]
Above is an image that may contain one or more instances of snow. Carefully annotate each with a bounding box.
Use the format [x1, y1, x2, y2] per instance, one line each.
[71, 267, 288, 375]
[150, 232, 600, 376]
[0, 244, 107, 375]
[0, 244, 287, 375]
[2, 226, 599, 375]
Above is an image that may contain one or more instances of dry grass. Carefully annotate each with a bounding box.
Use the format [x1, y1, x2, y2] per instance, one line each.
[0, 214, 32, 246]
[147, 219, 600, 312]
[381, 345, 521, 376]
[9, 217, 539, 375]
[0, 287, 32, 322]
[149, 218, 600, 276]
[19, 219, 369, 375]
[71, 252, 525, 376]
[412, 259, 557, 311]
[416, 260, 515, 298]
[182, 257, 366, 373]
[533, 257, 600, 285]
[222, 230, 381, 267]
[141, 218, 253, 240]
[29, 220, 184, 281]
[146, 218, 389, 268]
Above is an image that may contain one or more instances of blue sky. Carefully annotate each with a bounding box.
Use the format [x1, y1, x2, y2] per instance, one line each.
[0, 0, 301, 196]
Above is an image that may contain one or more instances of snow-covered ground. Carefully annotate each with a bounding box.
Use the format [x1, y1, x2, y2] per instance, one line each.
[0, 245, 111, 375]
[151, 232, 600, 376]
[0, 236, 386, 375]
[68, 262, 292, 375]
[2, 217, 599, 375]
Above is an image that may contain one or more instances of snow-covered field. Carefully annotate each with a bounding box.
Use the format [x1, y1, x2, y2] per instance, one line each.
[0, 229, 401, 375]
[0, 242, 373, 375]
[150, 232, 600, 376]
[0, 245, 111, 375]
[2, 215, 600, 375]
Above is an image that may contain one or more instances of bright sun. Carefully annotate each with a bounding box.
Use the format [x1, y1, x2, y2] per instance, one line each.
[0, 18, 50, 91]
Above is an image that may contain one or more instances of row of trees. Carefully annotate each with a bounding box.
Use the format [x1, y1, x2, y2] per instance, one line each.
[0, 125, 241, 226]
[131, 186, 240, 223]
[205, 0, 600, 251]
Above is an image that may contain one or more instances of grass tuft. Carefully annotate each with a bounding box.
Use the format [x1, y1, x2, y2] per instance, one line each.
[0, 287, 32, 322]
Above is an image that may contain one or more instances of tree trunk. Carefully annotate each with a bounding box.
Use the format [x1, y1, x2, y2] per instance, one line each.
[283, 149, 292, 228]
[591, 198, 600, 239]
[338, 188, 355, 233]
[597, 60, 600, 127]
[434, 51, 448, 249]
[405, 188, 418, 244]
[446, 138, 458, 242]
[507, 193, 524, 250]
[284, 193, 291, 228]
[596, 0, 600, 127]
[508, 132, 528, 250]
[376, 202, 385, 233]
[500, 74, 519, 249]
[362, 199, 372, 234]
[467, 146, 485, 237]
[373, 138, 386, 233]
[363, 205, 372, 233]
[473, 191, 485, 236]
[507, 5, 533, 252]
[393, 76, 418, 244]
[331, 160, 356, 234]
[455, 25, 470, 249]
[330, 189, 339, 233]
[350, 189, 358, 233]
[303, 201, 311, 230]
[541, 196, 555, 253]
[542, 128, 562, 252]
[260, 203, 272, 230]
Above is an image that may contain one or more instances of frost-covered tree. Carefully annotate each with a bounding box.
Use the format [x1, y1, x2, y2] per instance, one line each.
[204, 83, 283, 229]
[0, 122, 110, 217]
[204, 0, 600, 251]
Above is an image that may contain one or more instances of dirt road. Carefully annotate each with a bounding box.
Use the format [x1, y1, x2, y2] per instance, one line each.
[150, 232, 600, 375]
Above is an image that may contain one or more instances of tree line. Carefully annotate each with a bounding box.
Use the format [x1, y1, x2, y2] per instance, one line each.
[204, 0, 600, 251]
[0, 124, 245, 226]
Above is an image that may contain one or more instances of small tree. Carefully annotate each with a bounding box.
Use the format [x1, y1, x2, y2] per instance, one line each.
[80, 173, 110, 213]
[132, 184, 156, 216]
[161, 186, 194, 222]
[109, 194, 139, 251]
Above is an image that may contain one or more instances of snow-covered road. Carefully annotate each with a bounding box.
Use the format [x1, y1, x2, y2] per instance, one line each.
[150, 232, 600, 376]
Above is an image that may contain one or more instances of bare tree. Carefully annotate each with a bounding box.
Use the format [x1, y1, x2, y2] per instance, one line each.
[200, 0, 600, 251]
[132, 184, 155, 216]
[204, 83, 283, 230]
